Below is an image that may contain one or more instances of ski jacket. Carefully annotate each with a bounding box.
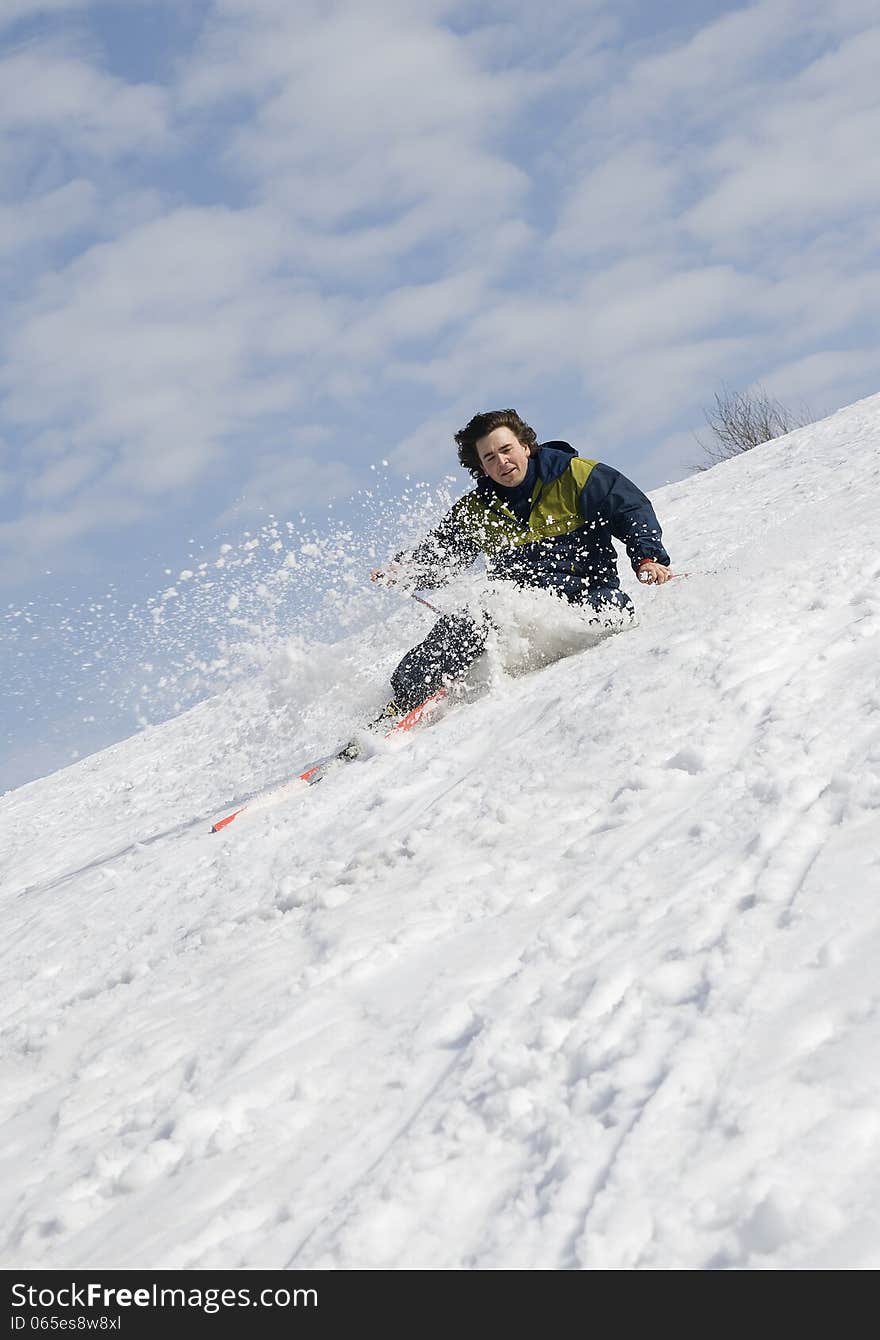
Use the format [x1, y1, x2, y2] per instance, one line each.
[395, 443, 670, 602]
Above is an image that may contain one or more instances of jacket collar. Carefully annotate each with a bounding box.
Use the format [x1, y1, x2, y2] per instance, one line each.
[535, 442, 577, 484]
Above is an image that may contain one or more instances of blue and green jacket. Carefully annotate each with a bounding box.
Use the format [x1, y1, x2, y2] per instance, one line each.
[396, 443, 670, 603]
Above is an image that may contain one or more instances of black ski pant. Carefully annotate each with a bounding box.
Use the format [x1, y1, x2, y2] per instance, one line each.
[391, 610, 490, 712]
[390, 586, 634, 712]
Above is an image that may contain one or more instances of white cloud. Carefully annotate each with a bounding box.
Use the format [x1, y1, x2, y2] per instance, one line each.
[223, 452, 360, 521]
[0, 0, 86, 29]
[2, 0, 880, 588]
[601, 1, 834, 128]
[579, 262, 762, 358]
[333, 271, 489, 363]
[2, 206, 307, 515]
[578, 3, 880, 264]
[184, 0, 530, 257]
[0, 46, 168, 157]
[585, 336, 752, 441]
[521, 0, 880, 476]
[762, 348, 880, 408]
[0, 179, 97, 259]
[747, 251, 880, 347]
[23, 443, 107, 503]
[551, 143, 682, 257]
[0, 1, 545, 576]
[636, 426, 707, 486]
[389, 399, 481, 475]
[686, 33, 880, 245]
[3, 199, 517, 503]
[379, 260, 763, 443]
[0, 489, 147, 586]
[0, 0, 161, 35]
[386, 292, 579, 397]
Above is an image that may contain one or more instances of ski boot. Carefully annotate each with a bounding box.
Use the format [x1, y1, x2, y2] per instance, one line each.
[334, 699, 405, 763]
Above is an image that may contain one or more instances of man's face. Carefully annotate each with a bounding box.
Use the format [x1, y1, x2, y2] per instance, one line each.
[475, 427, 532, 487]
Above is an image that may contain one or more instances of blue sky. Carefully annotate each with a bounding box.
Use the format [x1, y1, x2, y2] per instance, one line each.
[2, 0, 879, 788]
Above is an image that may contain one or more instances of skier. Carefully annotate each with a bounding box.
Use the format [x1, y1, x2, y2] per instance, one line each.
[370, 408, 672, 718]
[212, 409, 674, 826]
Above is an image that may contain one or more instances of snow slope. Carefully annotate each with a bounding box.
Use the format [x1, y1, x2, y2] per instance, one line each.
[2, 395, 880, 1270]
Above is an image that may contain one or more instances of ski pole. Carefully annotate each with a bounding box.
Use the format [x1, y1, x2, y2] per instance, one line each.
[372, 566, 444, 615]
[410, 592, 444, 615]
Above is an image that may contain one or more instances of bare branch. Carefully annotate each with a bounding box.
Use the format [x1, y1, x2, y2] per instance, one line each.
[693, 384, 813, 470]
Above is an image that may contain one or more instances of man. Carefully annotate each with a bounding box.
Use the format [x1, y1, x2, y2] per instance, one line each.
[370, 408, 672, 716]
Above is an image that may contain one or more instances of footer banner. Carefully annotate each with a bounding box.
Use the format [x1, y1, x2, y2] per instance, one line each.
[4, 1268, 560, 1335]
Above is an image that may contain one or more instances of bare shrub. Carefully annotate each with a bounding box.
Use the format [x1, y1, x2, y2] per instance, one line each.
[694, 385, 812, 469]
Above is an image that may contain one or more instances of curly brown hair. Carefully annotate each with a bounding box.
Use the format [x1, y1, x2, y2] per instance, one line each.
[454, 409, 538, 478]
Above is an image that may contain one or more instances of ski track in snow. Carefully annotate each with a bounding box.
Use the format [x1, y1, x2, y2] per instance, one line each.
[2, 397, 880, 1269]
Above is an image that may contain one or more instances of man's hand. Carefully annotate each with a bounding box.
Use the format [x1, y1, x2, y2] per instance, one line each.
[370, 562, 402, 586]
[637, 560, 673, 585]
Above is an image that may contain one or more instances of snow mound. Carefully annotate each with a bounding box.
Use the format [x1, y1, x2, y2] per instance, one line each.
[2, 394, 880, 1269]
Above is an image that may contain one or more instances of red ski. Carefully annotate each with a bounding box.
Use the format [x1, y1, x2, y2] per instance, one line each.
[210, 689, 447, 833]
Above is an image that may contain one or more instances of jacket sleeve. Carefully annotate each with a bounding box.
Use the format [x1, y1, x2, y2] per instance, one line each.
[391, 496, 482, 590]
[580, 462, 670, 573]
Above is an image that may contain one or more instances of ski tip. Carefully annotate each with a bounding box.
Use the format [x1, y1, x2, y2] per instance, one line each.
[211, 810, 240, 833]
